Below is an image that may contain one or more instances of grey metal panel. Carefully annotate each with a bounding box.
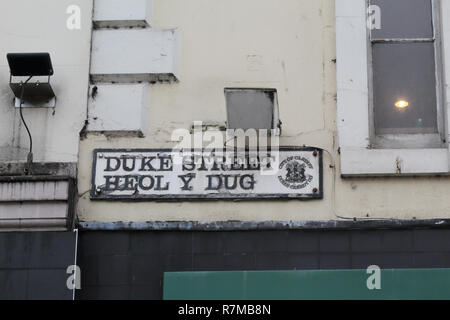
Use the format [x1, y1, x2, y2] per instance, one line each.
[27, 269, 71, 300]
[77, 228, 450, 300]
[78, 218, 450, 231]
[225, 88, 276, 130]
[0, 270, 27, 300]
[0, 232, 76, 300]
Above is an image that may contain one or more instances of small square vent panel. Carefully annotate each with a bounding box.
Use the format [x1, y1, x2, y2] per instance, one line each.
[225, 88, 279, 132]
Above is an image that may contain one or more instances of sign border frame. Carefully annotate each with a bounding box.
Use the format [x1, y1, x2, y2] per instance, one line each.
[90, 147, 323, 201]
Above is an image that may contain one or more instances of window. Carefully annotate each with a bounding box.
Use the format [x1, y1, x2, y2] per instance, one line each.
[224, 88, 280, 133]
[370, 0, 443, 148]
[335, 0, 450, 175]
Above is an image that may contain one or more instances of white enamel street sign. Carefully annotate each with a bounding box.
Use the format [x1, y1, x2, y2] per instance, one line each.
[91, 147, 323, 200]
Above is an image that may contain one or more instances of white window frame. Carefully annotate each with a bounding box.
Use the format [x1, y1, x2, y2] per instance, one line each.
[336, 0, 450, 176]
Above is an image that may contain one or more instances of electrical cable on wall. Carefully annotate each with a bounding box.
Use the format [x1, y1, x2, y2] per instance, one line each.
[195, 126, 395, 221]
[7, 53, 55, 175]
[317, 146, 396, 221]
[18, 75, 34, 174]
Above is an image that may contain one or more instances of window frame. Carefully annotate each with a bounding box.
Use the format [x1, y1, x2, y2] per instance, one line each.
[368, 0, 445, 149]
[336, 0, 450, 176]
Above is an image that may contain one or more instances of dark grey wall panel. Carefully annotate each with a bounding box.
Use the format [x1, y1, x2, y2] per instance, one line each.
[0, 232, 76, 300]
[77, 229, 450, 300]
[0, 270, 27, 300]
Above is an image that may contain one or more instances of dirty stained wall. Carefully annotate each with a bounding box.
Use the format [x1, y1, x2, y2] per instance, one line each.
[77, 0, 450, 223]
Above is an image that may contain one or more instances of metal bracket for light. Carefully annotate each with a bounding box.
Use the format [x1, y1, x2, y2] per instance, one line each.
[7, 52, 56, 108]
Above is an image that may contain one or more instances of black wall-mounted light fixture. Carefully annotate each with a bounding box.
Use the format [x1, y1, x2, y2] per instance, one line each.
[7, 52, 54, 77]
[7, 52, 56, 174]
[7, 53, 56, 108]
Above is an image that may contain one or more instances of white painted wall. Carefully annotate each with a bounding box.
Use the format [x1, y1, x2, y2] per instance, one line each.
[0, 0, 92, 163]
[78, 0, 340, 222]
[94, 0, 153, 27]
[90, 28, 180, 83]
[87, 83, 149, 135]
[71, 0, 450, 223]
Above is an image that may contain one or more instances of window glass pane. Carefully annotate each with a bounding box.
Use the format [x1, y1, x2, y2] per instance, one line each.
[225, 89, 275, 130]
[370, 0, 433, 39]
[373, 42, 437, 134]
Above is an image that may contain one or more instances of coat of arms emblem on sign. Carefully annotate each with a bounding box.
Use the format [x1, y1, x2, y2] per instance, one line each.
[278, 157, 314, 190]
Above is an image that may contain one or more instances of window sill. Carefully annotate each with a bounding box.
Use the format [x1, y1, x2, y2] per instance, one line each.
[340, 147, 449, 177]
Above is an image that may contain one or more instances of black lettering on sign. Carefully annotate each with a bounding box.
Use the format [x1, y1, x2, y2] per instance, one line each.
[182, 155, 195, 171]
[140, 156, 157, 171]
[93, 148, 322, 200]
[240, 174, 256, 190]
[123, 175, 138, 190]
[178, 173, 196, 191]
[122, 156, 136, 172]
[206, 175, 222, 191]
[159, 156, 173, 171]
[155, 175, 169, 191]
[138, 176, 155, 191]
[105, 157, 121, 172]
[223, 175, 239, 189]
[104, 175, 120, 191]
[205, 174, 256, 191]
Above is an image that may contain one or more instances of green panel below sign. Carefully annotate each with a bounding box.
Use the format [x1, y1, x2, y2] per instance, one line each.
[163, 269, 450, 300]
